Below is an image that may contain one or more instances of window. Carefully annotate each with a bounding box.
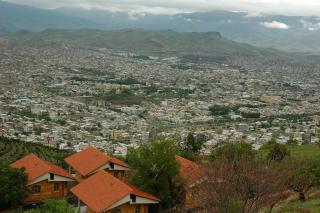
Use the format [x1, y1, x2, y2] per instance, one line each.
[135, 205, 141, 213]
[109, 162, 114, 169]
[130, 194, 136, 203]
[54, 183, 60, 191]
[31, 185, 41, 194]
[50, 173, 54, 180]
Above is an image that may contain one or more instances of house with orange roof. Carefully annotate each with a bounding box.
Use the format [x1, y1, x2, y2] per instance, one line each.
[10, 154, 75, 203]
[175, 155, 205, 206]
[71, 170, 160, 213]
[64, 147, 129, 181]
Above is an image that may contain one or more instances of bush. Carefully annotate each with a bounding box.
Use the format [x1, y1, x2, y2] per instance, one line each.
[241, 112, 261, 119]
[24, 199, 75, 213]
[209, 105, 230, 116]
[267, 142, 290, 161]
[212, 142, 255, 162]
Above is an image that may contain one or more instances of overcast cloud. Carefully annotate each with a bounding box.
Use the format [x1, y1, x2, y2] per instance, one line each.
[261, 21, 290, 29]
[3, 0, 320, 16]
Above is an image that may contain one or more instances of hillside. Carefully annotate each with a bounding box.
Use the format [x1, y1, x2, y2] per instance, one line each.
[52, 9, 320, 54]
[7, 29, 291, 59]
[263, 191, 320, 213]
[0, 136, 72, 168]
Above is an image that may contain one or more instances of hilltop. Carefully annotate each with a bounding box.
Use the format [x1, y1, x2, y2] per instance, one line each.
[7, 28, 291, 60]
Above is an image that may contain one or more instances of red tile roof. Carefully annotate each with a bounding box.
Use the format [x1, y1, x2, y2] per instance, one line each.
[71, 171, 131, 213]
[175, 155, 204, 186]
[71, 171, 159, 213]
[64, 147, 128, 176]
[10, 154, 74, 184]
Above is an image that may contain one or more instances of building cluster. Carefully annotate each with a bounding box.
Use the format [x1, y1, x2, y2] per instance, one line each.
[10, 148, 203, 213]
[0, 39, 319, 156]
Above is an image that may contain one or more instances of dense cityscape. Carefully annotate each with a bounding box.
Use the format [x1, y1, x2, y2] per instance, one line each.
[1, 0, 320, 212]
[0, 39, 319, 156]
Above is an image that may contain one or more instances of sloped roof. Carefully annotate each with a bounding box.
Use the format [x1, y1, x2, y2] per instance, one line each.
[175, 155, 204, 186]
[10, 153, 74, 184]
[125, 182, 160, 202]
[71, 171, 159, 213]
[64, 147, 128, 176]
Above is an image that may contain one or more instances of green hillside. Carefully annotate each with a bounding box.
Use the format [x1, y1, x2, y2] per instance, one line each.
[258, 143, 320, 160]
[262, 191, 320, 213]
[0, 136, 72, 168]
[8, 29, 291, 59]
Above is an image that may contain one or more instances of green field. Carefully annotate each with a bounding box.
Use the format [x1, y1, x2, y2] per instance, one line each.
[258, 143, 320, 159]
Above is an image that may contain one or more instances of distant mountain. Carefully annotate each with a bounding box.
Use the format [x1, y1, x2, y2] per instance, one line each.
[8, 29, 291, 60]
[55, 8, 320, 54]
[1, 1, 320, 54]
[0, 1, 98, 33]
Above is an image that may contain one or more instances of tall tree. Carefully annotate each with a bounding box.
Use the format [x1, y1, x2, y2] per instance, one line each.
[175, 142, 290, 213]
[127, 137, 181, 208]
[0, 163, 29, 210]
[180, 132, 204, 160]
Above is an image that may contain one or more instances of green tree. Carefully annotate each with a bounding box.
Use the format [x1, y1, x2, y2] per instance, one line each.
[0, 163, 29, 210]
[186, 133, 197, 152]
[267, 142, 289, 161]
[211, 142, 255, 162]
[180, 132, 204, 160]
[127, 137, 181, 208]
[209, 105, 230, 116]
[240, 111, 261, 119]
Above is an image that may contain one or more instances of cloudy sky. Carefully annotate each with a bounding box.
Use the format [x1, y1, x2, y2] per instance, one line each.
[4, 0, 320, 16]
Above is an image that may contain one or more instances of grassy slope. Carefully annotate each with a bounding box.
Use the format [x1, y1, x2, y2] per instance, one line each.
[259, 144, 320, 213]
[258, 143, 320, 159]
[267, 192, 320, 213]
[0, 136, 72, 168]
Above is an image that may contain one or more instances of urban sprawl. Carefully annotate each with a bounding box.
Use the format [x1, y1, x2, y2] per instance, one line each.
[0, 40, 319, 155]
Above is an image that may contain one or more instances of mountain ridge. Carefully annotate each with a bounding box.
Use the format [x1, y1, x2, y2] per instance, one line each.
[1, 1, 320, 54]
[7, 28, 293, 61]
